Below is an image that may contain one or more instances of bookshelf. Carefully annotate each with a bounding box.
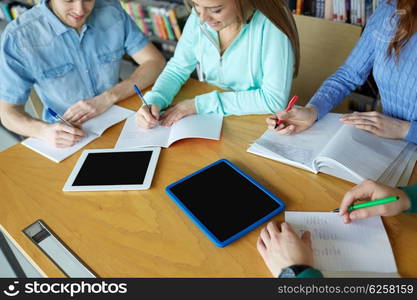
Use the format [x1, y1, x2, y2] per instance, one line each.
[0, 0, 34, 24]
[288, 0, 381, 27]
[120, 0, 188, 59]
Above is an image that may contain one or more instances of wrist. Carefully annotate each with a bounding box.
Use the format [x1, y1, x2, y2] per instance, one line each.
[278, 264, 314, 278]
[191, 98, 197, 114]
[398, 187, 412, 212]
[400, 120, 410, 139]
[306, 105, 318, 122]
[33, 120, 50, 140]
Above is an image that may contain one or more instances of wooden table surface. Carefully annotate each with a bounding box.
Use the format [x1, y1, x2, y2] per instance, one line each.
[1, 79, 416, 277]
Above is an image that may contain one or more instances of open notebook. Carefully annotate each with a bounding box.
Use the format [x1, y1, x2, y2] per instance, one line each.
[21, 105, 134, 163]
[115, 113, 223, 149]
[285, 212, 399, 277]
[247, 113, 409, 185]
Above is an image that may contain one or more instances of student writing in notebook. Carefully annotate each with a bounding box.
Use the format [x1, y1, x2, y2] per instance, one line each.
[0, 0, 165, 148]
[257, 180, 417, 278]
[266, 0, 417, 144]
[135, 0, 299, 128]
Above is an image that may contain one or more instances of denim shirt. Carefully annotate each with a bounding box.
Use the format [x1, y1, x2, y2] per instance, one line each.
[0, 0, 148, 122]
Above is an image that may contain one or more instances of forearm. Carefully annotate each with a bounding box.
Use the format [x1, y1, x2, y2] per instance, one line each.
[102, 58, 166, 105]
[0, 103, 46, 139]
[308, 65, 368, 120]
[195, 88, 289, 116]
[144, 59, 194, 110]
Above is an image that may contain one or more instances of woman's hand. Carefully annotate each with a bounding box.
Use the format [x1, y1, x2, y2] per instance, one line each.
[339, 179, 411, 224]
[160, 99, 196, 126]
[135, 104, 160, 129]
[266, 106, 318, 135]
[340, 111, 410, 139]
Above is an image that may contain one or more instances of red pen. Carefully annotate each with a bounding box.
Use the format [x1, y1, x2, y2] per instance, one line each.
[275, 95, 299, 129]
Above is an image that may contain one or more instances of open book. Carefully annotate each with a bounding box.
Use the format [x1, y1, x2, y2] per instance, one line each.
[285, 212, 399, 277]
[115, 113, 223, 149]
[22, 105, 134, 163]
[247, 113, 409, 185]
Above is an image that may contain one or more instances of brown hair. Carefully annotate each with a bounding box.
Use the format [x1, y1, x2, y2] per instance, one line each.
[185, 0, 300, 77]
[387, 0, 417, 59]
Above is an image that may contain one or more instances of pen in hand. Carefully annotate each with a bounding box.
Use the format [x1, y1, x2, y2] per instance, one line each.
[47, 108, 74, 128]
[134, 84, 155, 119]
[331, 196, 400, 213]
[275, 95, 299, 129]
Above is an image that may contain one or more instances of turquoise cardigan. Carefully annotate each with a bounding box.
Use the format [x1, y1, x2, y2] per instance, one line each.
[143, 9, 294, 116]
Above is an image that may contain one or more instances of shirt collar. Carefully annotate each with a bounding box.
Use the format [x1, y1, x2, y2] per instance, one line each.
[40, 0, 69, 35]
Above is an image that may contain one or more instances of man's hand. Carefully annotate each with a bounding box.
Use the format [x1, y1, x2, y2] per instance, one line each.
[39, 122, 85, 148]
[63, 94, 114, 125]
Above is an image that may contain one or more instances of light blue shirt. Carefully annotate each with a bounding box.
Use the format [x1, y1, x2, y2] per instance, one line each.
[0, 0, 148, 122]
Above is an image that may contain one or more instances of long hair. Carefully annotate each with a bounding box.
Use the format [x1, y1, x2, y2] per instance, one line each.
[244, 0, 300, 77]
[184, 0, 300, 77]
[387, 0, 417, 59]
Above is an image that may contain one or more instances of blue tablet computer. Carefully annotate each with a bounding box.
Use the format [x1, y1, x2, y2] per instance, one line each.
[165, 159, 285, 247]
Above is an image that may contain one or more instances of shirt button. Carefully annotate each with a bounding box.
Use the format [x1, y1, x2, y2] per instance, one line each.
[86, 70, 89, 73]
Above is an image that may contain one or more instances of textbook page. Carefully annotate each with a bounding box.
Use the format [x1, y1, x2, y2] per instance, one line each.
[285, 212, 399, 277]
[21, 106, 134, 163]
[315, 124, 407, 183]
[247, 113, 343, 172]
[115, 113, 223, 149]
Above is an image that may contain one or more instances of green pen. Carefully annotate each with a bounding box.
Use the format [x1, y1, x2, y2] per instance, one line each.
[331, 196, 399, 213]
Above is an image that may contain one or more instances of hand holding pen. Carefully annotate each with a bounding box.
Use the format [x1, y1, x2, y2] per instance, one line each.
[134, 84, 160, 129]
[45, 107, 84, 147]
[266, 100, 318, 135]
[335, 179, 411, 224]
[275, 95, 299, 129]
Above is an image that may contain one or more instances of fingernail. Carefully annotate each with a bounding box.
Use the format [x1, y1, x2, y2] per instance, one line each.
[350, 213, 357, 220]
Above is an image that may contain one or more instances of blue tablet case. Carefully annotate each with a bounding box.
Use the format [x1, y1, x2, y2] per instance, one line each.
[165, 159, 285, 247]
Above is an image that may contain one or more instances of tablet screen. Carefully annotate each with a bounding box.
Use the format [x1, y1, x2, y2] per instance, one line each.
[167, 160, 283, 244]
[72, 151, 152, 186]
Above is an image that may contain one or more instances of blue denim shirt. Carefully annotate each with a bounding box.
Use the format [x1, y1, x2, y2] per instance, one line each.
[0, 0, 148, 122]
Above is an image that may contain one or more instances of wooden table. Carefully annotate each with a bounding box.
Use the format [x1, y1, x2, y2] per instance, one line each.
[1, 79, 417, 277]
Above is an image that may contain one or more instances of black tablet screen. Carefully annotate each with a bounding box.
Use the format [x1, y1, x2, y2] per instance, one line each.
[168, 161, 281, 242]
[72, 151, 153, 186]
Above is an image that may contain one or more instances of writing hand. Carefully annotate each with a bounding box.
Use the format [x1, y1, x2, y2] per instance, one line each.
[266, 106, 317, 135]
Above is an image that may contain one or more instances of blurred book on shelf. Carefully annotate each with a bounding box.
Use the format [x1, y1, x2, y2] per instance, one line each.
[120, 0, 188, 58]
[287, 0, 381, 26]
[121, 1, 187, 41]
[0, 0, 36, 22]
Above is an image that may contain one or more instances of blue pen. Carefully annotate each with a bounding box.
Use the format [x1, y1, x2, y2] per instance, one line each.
[47, 108, 73, 127]
[133, 84, 155, 119]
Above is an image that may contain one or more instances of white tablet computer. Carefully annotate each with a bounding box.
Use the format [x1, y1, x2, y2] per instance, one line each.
[63, 147, 160, 191]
